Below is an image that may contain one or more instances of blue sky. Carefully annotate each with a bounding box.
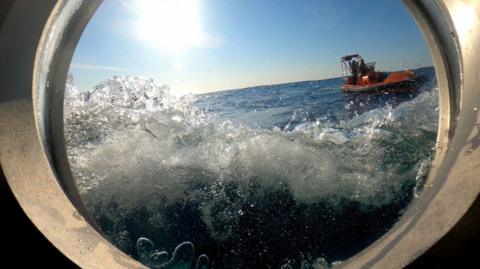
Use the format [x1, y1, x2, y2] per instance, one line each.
[70, 0, 432, 94]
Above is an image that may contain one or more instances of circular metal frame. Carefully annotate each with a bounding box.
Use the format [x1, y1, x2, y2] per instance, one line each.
[0, 0, 479, 268]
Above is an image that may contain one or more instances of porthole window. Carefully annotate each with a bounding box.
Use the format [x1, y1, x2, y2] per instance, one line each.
[64, 1, 437, 268]
[3, 1, 480, 269]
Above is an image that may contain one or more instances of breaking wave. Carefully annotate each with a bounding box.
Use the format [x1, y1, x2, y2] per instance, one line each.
[64, 73, 438, 268]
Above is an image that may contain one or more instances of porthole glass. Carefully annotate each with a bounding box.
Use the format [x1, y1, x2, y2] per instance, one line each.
[64, 1, 438, 268]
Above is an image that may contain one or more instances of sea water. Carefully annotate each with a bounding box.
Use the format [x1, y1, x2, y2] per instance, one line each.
[64, 67, 437, 268]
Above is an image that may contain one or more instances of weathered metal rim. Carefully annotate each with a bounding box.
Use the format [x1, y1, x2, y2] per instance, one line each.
[0, 0, 479, 268]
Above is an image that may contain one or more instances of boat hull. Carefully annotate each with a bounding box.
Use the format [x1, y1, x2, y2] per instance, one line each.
[341, 78, 418, 93]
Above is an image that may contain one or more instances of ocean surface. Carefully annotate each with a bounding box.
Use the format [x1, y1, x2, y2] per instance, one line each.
[65, 67, 438, 268]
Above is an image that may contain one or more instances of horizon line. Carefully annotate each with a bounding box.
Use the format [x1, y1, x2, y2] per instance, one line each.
[195, 65, 434, 96]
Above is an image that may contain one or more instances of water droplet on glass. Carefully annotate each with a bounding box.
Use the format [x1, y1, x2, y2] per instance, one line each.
[136, 237, 154, 262]
[195, 254, 209, 269]
[149, 251, 169, 267]
[170, 241, 194, 264]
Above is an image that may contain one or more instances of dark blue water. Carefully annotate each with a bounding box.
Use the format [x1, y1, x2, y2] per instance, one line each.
[65, 66, 438, 269]
[196, 67, 435, 131]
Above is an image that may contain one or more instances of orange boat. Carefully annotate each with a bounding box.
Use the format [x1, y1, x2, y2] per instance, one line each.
[340, 54, 418, 93]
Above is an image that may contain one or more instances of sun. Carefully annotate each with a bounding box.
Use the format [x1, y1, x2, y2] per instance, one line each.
[133, 0, 205, 54]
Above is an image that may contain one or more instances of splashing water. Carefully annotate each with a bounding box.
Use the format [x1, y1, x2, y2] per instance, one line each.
[65, 67, 438, 268]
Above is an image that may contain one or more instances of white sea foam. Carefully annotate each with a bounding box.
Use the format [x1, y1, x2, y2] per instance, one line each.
[64, 76, 438, 207]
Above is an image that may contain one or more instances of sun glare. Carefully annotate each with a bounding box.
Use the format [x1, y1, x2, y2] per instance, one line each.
[451, 2, 476, 42]
[134, 0, 205, 53]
